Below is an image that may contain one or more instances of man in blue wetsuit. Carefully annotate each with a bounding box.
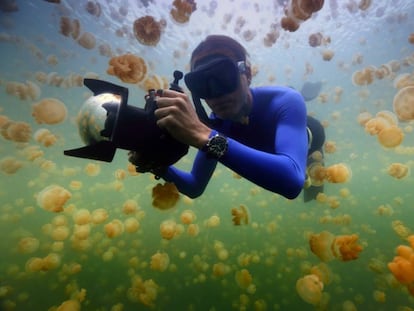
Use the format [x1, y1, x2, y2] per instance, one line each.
[130, 35, 323, 200]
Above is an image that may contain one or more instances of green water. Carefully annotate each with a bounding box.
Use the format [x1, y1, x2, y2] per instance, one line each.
[1, 1, 414, 310]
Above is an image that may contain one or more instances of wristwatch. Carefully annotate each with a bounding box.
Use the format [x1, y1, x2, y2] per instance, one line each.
[202, 133, 228, 159]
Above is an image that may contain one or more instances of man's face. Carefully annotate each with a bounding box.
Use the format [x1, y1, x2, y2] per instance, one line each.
[184, 56, 250, 121]
[205, 74, 249, 121]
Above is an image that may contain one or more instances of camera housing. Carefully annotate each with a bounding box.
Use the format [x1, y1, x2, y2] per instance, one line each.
[64, 72, 189, 168]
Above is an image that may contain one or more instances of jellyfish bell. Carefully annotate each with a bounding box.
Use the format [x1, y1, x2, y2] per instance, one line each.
[377, 125, 404, 148]
[37, 185, 72, 213]
[133, 15, 162, 46]
[307, 162, 326, 186]
[309, 231, 336, 262]
[231, 204, 250, 225]
[325, 163, 352, 183]
[32, 98, 67, 125]
[152, 182, 180, 210]
[332, 234, 363, 261]
[393, 86, 414, 121]
[296, 274, 324, 305]
[56, 299, 81, 311]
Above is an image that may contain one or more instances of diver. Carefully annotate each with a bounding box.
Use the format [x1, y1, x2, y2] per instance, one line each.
[129, 35, 326, 200]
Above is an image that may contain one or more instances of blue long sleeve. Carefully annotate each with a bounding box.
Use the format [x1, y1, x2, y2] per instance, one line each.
[163, 151, 218, 198]
[162, 86, 308, 199]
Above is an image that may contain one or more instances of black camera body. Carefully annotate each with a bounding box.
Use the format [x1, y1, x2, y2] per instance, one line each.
[64, 71, 189, 169]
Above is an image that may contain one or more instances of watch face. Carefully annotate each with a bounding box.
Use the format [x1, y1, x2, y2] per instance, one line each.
[207, 135, 228, 158]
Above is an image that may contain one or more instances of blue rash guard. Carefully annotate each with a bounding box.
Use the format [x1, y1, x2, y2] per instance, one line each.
[162, 86, 308, 199]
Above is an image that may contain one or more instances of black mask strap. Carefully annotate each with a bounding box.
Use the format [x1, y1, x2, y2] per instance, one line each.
[192, 95, 219, 128]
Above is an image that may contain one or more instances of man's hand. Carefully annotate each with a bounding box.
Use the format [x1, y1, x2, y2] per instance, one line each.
[154, 89, 211, 149]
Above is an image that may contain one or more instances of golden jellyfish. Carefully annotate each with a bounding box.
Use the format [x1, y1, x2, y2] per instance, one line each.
[409, 33, 414, 44]
[140, 74, 168, 91]
[325, 163, 352, 183]
[43, 253, 61, 270]
[180, 209, 196, 224]
[18, 237, 40, 254]
[281, 0, 324, 32]
[170, 0, 197, 24]
[281, 16, 300, 32]
[52, 215, 67, 227]
[393, 86, 414, 121]
[187, 223, 199, 237]
[85, 1, 101, 17]
[308, 32, 323, 47]
[309, 231, 363, 262]
[206, 214, 221, 228]
[84, 162, 100, 176]
[69, 180, 82, 190]
[235, 269, 253, 289]
[124, 217, 140, 233]
[387, 163, 410, 179]
[213, 262, 231, 277]
[98, 43, 113, 58]
[51, 225, 70, 241]
[73, 209, 91, 225]
[388, 235, 414, 295]
[122, 199, 139, 215]
[376, 110, 398, 126]
[309, 231, 336, 262]
[310, 263, 332, 285]
[392, 220, 411, 239]
[394, 73, 414, 90]
[323, 140, 337, 154]
[56, 299, 81, 311]
[364, 117, 388, 135]
[6, 80, 41, 100]
[104, 219, 124, 238]
[37, 185, 72, 213]
[0, 114, 9, 128]
[296, 274, 323, 305]
[231, 204, 250, 226]
[334, 234, 363, 261]
[152, 182, 180, 210]
[32, 98, 67, 124]
[91, 208, 108, 224]
[159, 219, 177, 240]
[373, 290, 386, 303]
[1, 121, 32, 142]
[377, 125, 404, 148]
[73, 224, 90, 240]
[0, 157, 23, 175]
[307, 162, 326, 186]
[59, 16, 72, 37]
[34, 128, 58, 147]
[25, 257, 45, 272]
[321, 49, 334, 61]
[351, 67, 375, 86]
[127, 276, 159, 307]
[107, 54, 147, 84]
[263, 29, 280, 47]
[150, 251, 170, 272]
[133, 16, 162, 46]
[77, 32, 96, 50]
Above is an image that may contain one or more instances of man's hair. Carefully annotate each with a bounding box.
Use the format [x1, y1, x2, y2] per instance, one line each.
[190, 35, 249, 70]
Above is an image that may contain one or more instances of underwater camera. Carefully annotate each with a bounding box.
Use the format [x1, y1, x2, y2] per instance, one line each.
[64, 71, 189, 169]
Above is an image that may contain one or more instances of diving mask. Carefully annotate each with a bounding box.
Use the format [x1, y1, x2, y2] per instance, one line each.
[184, 57, 246, 99]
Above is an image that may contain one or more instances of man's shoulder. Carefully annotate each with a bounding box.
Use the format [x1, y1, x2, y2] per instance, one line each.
[252, 85, 303, 105]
